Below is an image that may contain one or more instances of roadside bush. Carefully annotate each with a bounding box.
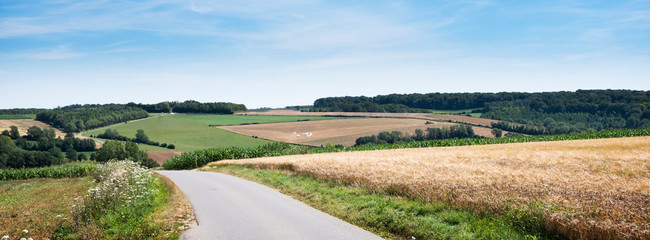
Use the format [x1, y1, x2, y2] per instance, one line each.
[55, 160, 158, 239]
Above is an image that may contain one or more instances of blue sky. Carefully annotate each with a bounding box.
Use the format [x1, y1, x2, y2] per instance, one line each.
[1, 0, 649, 109]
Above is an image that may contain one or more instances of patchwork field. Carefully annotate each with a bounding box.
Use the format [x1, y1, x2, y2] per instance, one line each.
[237, 110, 499, 127]
[211, 136, 650, 239]
[220, 117, 496, 147]
[219, 118, 463, 146]
[82, 114, 344, 152]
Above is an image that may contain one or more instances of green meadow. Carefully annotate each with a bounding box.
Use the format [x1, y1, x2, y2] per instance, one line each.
[432, 108, 482, 118]
[0, 114, 36, 119]
[83, 114, 342, 151]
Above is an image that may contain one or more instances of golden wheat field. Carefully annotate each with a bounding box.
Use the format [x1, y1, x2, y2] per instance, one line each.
[211, 137, 650, 239]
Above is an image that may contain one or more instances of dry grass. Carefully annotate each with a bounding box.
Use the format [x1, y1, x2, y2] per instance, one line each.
[429, 113, 499, 127]
[0, 119, 101, 148]
[220, 118, 469, 146]
[153, 173, 196, 236]
[210, 137, 650, 239]
[0, 119, 66, 138]
[0, 177, 94, 239]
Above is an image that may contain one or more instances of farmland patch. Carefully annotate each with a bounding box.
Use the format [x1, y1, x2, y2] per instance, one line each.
[219, 118, 464, 146]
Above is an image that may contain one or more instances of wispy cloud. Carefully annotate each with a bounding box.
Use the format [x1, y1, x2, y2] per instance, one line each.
[13, 46, 83, 60]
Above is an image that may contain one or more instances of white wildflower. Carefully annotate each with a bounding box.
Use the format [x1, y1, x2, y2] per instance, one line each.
[2, 235, 9, 240]
[22, 229, 28, 233]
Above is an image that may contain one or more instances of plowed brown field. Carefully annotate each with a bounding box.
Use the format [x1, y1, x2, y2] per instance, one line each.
[219, 118, 472, 146]
[147, 151, 184, 165]
[211, 137, 650, 239]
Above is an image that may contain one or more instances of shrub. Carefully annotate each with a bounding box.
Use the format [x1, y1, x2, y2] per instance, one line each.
[59, 160, 158, 239]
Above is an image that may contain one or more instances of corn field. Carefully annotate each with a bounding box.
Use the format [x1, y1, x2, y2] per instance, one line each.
[0, 161, 97, 180]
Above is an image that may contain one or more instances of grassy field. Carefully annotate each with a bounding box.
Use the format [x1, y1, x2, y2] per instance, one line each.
[0, 114, 36, 120]
[85, 115, 272, 151]
[210, 136, 650, 239]
[0, 177, 94, 239]
[84, 114, 349, 151]
[177, 114, 343, 126]
[84, 114, 346, 151]
[432, 108, 482, 117]
[209, 165, 541, 239]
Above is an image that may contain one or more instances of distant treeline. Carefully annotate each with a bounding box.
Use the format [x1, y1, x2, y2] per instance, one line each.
[36, 104, 149, 133]
[169, 100, 247, 114]
[355, 125, 477, 146]
[0, 126, 96, 169]
[313, 90, 650, 133]
[25, 101, 247, 133]
[0, 108, 46, 115]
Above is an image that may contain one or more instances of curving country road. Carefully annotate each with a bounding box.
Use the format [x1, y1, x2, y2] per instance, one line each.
[157, 170, 384, 240]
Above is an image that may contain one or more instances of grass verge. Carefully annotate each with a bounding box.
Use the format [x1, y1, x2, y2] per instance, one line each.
[52, 161, 193, 239]
[207, 165, 549, 240]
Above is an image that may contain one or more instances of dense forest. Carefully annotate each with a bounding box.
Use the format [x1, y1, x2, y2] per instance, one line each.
[31, 101, 247, 133]
[35, 104, 149, 133]
[168, 100, 247, 114]
[128, 100, 247, 114]
[313, 90, 650, 133]
[0, 126, 96, 169]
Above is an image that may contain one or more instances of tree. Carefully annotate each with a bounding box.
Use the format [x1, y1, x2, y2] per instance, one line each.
[414, 129, 425, 141]
[95, 140, 127, 163]
[0, 135, 15, 154]
[1, 130, 9, 137]
[492, 128, 503, 138]
[27, 126, 44, 140]
[66, 149, 78, 160]
[135, 129, 149, 144]
[9, 126, 20, 139]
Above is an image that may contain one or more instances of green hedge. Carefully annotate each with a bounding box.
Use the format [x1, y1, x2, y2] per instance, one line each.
[0, 161, 98, 180]
[163, 128, 650, 170]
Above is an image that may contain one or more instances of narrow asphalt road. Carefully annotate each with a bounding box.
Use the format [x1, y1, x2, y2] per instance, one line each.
[157, 170, 384, 240]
